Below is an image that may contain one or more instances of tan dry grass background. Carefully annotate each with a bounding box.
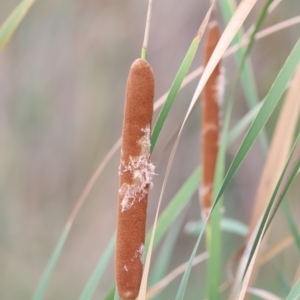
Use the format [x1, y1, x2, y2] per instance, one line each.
[0, 0, 300, 299]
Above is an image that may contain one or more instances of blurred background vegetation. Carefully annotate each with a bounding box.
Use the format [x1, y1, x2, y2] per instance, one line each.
[0, 0, 299, 299]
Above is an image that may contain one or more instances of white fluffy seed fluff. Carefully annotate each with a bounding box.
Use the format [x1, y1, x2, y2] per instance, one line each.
[138, 244, 145, 263]
[119, 125, 155, 212]
[131, 243, 145, 264]
[199, 184, 212, 220]
[202, 123, 219, 135]
[214, 66, 225, 146]
[214, 66, 225, 108]
[200, 184, 212, 199]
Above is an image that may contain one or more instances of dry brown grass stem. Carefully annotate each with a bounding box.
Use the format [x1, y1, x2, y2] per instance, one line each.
[142, 0, 153, 56]
[246, 287, 283, 300]
[146, 252, 208, 298]
[230, 64, 300, 299]
[269, 0, 283, 12]
[225, 15, 300, 57]
[237, 143, 300, 299]
[249, 64, 300, 237]
[145, 249, 284, 299]
[66, 139, 121, 230]
[116, 58, 155, 300]
[244, 64, 300, 292]
[259, 231, 299, 265]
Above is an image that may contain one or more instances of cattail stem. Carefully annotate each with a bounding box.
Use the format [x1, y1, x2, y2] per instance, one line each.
[200, 14, 224, 300]
[141, 0, 154, 60]
[116, 58, 155, 300]
[200, 17, 222, 220]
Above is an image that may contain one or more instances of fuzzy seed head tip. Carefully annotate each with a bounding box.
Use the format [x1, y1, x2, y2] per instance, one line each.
[131, 58, 152, 72]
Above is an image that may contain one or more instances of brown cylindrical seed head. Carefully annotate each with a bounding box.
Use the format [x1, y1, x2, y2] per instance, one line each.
[200, 19, 223, 220]
[116, 58, 155, 300]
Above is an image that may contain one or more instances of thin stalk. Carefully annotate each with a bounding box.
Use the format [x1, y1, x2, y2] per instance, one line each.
[200, 13, 224, 300]
[141, 0, 153, 60]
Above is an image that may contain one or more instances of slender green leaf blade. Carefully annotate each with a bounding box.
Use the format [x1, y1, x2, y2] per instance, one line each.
[175, 217, 208, 300]
[282, 201, 300, 255]
[286, 279, 300, 300]
[79, 235, 115, 300]
[240, 0, 274, 71]
[103, 286, 115, 300]
[236, 134, 300, 299]
[113, 289, 120, 300]
[0, 0, 36, 51]
[265, 146, 300, 234]
[206, 57, 238, 298]
[149, 215, 185, 288]
[218, 0, 269, 152]
[235, 0, 275, 154]
[150, 36, 201, 152]
[218, 0, 259, 109]
[227, 102, 262, 146]
[215, 39, 300, 204]
[32, 227, 69, 300]
[206, 105, 226, 300]
[207, 202, 222, 300]
[146, 167, 200, 249]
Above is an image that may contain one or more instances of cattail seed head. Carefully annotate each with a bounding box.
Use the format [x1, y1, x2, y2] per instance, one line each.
[116, 58, 155, 300]
[200, 18, 223, 220]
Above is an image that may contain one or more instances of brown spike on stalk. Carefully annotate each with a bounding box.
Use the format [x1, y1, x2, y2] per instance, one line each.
[200, 17, 223, 220]
[116, 58, 155, 300]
